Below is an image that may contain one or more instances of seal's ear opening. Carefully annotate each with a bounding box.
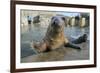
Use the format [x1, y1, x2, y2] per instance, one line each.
[61, 17, 65, 21]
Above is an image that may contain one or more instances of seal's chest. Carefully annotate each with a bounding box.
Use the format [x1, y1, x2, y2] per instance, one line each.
[49, 36, 65, 50]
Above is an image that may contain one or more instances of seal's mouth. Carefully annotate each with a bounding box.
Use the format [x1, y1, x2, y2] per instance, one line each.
[52, 25, 63, 34]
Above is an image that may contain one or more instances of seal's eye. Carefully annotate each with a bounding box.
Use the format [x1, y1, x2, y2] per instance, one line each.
[53, 19, 59, 26]
[51, 17, 55, 20]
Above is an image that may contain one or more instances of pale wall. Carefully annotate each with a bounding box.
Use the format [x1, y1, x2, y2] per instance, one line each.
[0, 0, 100, 73]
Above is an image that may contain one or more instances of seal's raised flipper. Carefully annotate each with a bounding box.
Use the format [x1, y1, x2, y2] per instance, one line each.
[64, 43, 81, 50]
[72, 34, 87, 44]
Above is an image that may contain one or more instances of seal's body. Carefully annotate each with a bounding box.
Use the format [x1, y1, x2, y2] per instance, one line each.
[31, 16, 81, 53]
[43, 16, 69, 50]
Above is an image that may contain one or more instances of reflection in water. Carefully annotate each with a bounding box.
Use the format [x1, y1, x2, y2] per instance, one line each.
[21, 23, 89, 63]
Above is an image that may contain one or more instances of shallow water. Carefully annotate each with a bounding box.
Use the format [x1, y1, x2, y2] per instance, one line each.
[21, 23, 89, 62]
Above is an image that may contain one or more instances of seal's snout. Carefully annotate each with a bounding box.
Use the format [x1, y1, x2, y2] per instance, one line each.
[51, 19, 62, 28]
[53, 19, 59, 26]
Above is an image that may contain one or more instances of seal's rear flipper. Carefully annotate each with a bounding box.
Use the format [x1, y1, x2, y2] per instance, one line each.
[72, 34, 87, 44]
[64, 43, 81, 50]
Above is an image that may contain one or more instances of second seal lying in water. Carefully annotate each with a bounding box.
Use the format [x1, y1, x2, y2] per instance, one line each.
[31, 16, 87, 53]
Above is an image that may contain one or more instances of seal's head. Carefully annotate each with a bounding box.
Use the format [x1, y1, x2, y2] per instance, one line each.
[50, 16, 65, 33]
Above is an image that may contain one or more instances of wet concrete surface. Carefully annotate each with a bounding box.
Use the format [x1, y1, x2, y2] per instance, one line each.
[21, 40, 89, 63]
[21, 24, 89, 63]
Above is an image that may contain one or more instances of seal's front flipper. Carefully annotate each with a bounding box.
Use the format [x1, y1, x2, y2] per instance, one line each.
[64, 43, 81, 50]
[30, 40, 48, 53]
